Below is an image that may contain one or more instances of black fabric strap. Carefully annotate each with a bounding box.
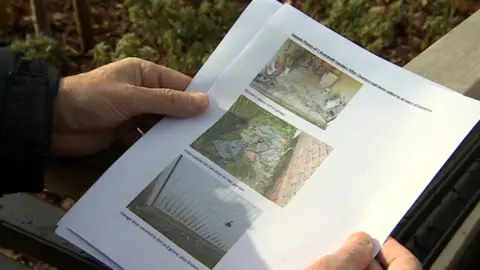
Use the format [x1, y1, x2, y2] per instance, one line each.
[0, 48, 60, 195]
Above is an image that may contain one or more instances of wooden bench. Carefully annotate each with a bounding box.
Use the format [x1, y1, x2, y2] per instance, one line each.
[1, 10, 480, 270]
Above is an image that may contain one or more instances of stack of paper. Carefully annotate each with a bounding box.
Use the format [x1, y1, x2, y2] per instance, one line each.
[55, 1, 480, 269]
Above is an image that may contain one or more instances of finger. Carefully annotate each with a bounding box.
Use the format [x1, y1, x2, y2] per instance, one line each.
[366, 260, 383, 270]
[130, 87, 209, 117]
[334, 232, 374, 269]
[138, 60, 192, 90]
[306, 232, 373, 270]
[378, 237, 422, 270]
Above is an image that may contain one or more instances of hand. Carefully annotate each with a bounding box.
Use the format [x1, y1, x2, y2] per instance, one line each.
[52, 57, 209, 157]
[306, 232, 422, 270]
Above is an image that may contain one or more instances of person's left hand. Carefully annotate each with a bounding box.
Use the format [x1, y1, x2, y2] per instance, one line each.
[52, 57, 209, 157]
[306, 232, 422, 270]
[306, 232, 374, 270]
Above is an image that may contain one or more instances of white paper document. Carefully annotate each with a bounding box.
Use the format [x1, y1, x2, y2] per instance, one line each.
[57, 3, 480, 270]
[55, 0, 282, 268]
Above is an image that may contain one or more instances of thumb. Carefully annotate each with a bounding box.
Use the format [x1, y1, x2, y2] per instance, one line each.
[307, 232, 374, 270]
[130, 87, 209, 117]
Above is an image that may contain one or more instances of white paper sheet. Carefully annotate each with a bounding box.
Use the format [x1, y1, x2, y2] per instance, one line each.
[57, 3, 480, 270]
[55, 0, 282, 267]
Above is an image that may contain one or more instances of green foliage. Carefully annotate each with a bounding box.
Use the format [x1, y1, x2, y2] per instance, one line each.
[93, 33, 160, 67]
[102, 0, 242, 75]
[296, 0, 330, 21]
[10, 34, 69, 71]
[280, 125, 297, 140]
[423, 14, 461, 48]
[322, 0, 400, 53]
[293, 0, 465, 64]
[92, 42, 113, 67]
[399, 0, 461, 50]
[8, 0, 469, 74]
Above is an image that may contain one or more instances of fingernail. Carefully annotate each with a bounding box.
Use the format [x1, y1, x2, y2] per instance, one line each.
[191, 92, 209, 108]
[346, 232, 372, 248]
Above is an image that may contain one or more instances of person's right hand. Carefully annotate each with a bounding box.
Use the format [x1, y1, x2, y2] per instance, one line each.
[306, 232, 422, 270]
[52, 57, 209, 157]
[370, 236, 422, 270]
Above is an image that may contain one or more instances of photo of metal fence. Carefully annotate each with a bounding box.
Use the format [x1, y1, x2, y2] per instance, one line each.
[128, 155, 262, 269]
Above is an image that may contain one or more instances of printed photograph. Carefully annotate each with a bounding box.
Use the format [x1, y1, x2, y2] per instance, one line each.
[191, 95, 333, 207]
[128, 155, 262, 269]
[250, 38, 363, 129]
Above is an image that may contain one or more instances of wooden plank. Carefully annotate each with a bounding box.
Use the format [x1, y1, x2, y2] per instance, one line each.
[404, 10, 480, 100]
[0, 193, 107, 270]
[0, 254, 31, 270]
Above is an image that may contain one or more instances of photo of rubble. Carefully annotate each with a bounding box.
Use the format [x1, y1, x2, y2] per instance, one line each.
[191, 95, 333, 207]
[250, 38, 363, 129]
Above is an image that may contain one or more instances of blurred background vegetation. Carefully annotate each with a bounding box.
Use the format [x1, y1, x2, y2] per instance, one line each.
[0, 0, 479, 77]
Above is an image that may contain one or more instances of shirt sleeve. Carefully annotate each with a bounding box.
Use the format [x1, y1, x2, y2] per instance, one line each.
[0, 47, 60, 197]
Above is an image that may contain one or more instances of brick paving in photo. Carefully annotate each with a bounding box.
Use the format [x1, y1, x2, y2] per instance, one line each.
[267, 133, 332, 207]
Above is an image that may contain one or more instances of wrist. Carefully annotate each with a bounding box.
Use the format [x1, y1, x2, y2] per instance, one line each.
[52, 75, 79, 134]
